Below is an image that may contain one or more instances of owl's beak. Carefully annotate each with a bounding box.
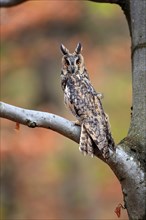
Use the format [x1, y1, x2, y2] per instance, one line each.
[71, 66, 75, 74]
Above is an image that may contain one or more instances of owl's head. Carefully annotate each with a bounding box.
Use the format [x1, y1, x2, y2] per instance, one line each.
[60, 43, 84, 75]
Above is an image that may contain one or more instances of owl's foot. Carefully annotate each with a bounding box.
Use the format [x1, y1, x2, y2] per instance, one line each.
[73, 120, 81, 126]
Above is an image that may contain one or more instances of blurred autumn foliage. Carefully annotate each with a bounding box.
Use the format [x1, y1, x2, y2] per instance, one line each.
[0, 1, 130, 219]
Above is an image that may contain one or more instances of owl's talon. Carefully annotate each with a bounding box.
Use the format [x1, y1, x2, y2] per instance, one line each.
[73, 120, 81, 126]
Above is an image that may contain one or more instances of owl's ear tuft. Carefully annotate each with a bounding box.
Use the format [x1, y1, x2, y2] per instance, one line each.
[75, 43, 82, 54]
[60, 44, 69, 55]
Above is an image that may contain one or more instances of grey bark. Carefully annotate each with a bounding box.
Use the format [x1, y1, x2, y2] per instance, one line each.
[0, 102, 80, 144]
[0, 0, 146, 219]
[128, 0, 146, 149]
[91, 0, 146, 219]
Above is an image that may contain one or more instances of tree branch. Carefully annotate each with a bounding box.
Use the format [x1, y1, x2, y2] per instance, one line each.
[0, 101, 140, 165]
[0, 0, 28, 7]
[0, 101, 80, 143]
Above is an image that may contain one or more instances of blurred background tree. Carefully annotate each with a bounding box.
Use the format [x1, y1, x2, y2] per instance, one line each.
[0, 1, 130, 219]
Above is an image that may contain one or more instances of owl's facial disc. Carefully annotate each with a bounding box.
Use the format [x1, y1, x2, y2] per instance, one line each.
[62, 53, 84, 75]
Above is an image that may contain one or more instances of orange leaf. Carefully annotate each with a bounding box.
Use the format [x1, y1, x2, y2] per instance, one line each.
[15, 122, 20, 131]
[114, 203, 125, 218]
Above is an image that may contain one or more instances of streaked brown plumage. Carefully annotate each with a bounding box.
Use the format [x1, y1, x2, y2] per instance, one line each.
[60, 43, 115, 158]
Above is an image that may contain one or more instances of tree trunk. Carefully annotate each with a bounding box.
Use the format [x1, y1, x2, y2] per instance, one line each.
[124, 1, 145, 219]
[92, 0, 146, 219]
[108, 0, 146, 219]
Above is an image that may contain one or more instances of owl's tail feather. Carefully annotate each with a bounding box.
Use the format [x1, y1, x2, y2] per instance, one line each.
[79, 123, 115, 159]
[79, 124, 94, 157]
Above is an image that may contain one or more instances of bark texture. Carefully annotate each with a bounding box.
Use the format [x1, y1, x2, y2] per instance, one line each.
[0, 0, 146, 219]
[92, 0, 146, 219]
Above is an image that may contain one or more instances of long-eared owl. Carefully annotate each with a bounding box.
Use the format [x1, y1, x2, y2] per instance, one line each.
[60, 43, 115, 158]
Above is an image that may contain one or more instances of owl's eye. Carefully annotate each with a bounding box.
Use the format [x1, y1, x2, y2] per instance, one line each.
[64, 59, 70, 66]
[76, 58, 80, 65]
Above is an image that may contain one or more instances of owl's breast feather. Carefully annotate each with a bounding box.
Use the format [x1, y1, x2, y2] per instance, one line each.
[64, 76, 96, 121]
[64, 80, 82, 120]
